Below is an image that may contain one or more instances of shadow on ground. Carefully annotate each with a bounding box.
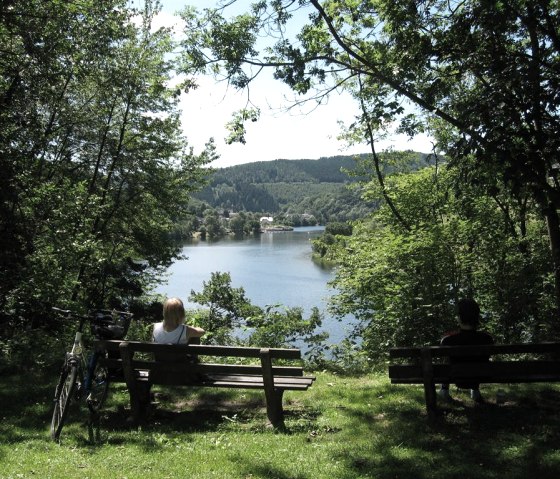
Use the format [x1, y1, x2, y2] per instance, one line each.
[335, 383, 560, 479]
[2, 371, 560, 479]
[0, 372, 54, 443]
[96, 386, 322, 443]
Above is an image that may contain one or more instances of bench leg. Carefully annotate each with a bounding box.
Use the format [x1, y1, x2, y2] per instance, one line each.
[424, 382, 438, 421]
[88, 409, 100, 443]
[265, 389, 285, 428]
[124, 380, 151, 424]
[260, 348, 285, 428]
[126, 384, 141, 423]
[420, 348, 438, 420]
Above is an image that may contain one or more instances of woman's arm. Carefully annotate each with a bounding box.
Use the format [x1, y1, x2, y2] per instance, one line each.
[187, 325, 205, 338]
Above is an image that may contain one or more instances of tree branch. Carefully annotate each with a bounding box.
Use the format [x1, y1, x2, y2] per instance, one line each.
[357, 75, 410, 231]
[308, 0, 485, 145]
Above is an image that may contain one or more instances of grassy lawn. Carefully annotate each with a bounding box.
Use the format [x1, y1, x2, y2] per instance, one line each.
[1, 370, 560, 479]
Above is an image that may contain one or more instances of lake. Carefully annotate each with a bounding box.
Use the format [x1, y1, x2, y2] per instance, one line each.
[155, 226, 355, 344]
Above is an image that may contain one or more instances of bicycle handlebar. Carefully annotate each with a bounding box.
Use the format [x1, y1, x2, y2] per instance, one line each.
[52, 307, 90, 320]
[53, 306, 134, 339]
[52, 307, 133, 319]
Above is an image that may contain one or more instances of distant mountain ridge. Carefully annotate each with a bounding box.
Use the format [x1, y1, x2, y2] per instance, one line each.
[205, 154, 368, 186]
[193, 152, 429, 222]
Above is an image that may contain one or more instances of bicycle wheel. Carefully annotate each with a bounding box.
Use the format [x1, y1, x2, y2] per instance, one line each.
[51, 362, 79, 441]
[86, 361, 109, 413]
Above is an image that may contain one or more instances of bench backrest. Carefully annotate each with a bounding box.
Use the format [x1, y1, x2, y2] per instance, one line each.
[390, 342, 560, 359]
[389, 342, 560, 384]
[95, 340, 305, 386]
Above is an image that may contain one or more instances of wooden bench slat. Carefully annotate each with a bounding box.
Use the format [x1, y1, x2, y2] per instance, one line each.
[390, 342, 560, 358]
[206, 375, 313, 387]
[116, 360, 305, 377]
[205, 374, 315, 386]
[390, 361, 560, 384]
[97, 340, 302, 359]
[388, 365, 423, 383]
[132, 371, 315, 391]
[440, 360, 560, 377]
[145, 372, 314, 389]
[203, 380, 313, 390]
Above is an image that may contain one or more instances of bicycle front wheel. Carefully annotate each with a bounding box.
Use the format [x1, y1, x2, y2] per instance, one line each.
[51, 363, 78, 441]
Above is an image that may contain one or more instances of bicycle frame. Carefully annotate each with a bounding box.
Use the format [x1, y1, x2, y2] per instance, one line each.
[64, 313, 90, 386]
[70, 335, 90, 395]
[69, 324, 87, 368]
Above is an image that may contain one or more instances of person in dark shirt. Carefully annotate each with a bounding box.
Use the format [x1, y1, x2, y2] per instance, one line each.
[439, 298, 494, 403]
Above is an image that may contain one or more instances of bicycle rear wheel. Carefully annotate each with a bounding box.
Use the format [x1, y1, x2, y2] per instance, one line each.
[86, 361, 109, 413]
[51, 362, 78, 441]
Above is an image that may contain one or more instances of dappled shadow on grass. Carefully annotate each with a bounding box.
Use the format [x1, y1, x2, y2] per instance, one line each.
[0, 367, 323, 450]
[0, 372, 55, 444]
[4, 370, 560, 479]
[97, 386, 323, 448]
[237, 460, 310, 479]
[334, 383, 560, 479]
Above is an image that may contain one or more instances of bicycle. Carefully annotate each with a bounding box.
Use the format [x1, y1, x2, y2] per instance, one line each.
[50, 307, 133, 442]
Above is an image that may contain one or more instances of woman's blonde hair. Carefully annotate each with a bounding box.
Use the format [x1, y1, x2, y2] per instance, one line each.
[162, 297, 185, 330]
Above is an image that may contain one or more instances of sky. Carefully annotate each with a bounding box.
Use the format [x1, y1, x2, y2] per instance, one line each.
[144, 0, 434, 168]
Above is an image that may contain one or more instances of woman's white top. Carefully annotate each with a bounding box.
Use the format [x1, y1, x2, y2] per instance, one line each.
[152, 322, 188, 344]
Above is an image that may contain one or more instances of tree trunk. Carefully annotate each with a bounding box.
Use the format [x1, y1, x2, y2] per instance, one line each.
[544, 203, 560, 334]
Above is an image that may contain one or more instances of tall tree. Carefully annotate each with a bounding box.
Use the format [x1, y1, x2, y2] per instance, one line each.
[331, 164, 551, 358]
[0, 0, 214, 323]
[180, 0, 560, 320]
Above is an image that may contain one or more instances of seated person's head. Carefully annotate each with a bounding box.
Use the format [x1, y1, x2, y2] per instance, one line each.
[457, 298, 480, 329]
[163, 297, 185, 330]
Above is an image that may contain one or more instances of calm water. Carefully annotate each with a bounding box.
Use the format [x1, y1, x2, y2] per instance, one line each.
[155, 226, 354, 344]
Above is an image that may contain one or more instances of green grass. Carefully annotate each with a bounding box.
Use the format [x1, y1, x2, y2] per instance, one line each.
[1, 370, 560, 479]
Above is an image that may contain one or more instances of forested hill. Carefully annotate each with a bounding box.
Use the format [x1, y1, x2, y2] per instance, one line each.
[206, 155, 367, 185]
[193, 152, 430, 223]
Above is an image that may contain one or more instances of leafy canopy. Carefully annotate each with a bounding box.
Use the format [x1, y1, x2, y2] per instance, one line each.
[180, 0, 560, 316]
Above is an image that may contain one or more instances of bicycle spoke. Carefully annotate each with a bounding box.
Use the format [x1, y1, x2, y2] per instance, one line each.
[87, 363, 109, 413]
[51, 364, 78, 441]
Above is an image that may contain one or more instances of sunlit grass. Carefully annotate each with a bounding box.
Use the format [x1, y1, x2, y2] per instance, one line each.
[1, 371, 560, 478]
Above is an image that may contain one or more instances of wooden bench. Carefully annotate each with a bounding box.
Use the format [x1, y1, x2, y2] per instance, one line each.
[94, 340, 315, 428]
[389, 342, 560, 419]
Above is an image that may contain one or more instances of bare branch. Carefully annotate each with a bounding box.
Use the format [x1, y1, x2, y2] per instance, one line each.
[357, 75, 410, 231]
